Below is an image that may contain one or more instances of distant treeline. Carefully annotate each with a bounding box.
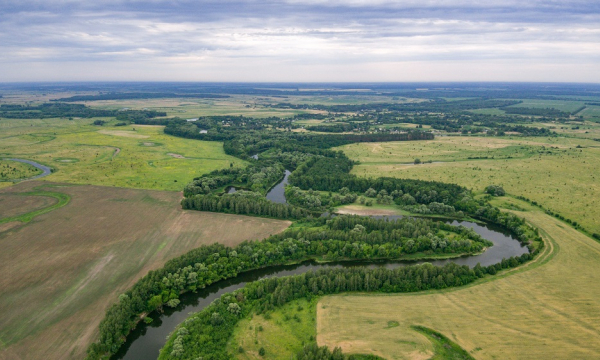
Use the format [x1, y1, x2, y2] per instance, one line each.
[54, 92, 230, 102]
[0, 103, 166, 120]
[271, 99, 522, 113]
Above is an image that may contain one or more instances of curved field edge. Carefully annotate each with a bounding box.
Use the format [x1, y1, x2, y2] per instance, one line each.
[316, 207, 600, 360]
[411, 326, 475, 360]
[0, 186, 71, 224]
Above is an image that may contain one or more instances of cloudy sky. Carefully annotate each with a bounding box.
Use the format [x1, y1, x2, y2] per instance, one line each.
[1, 0, 599, 82]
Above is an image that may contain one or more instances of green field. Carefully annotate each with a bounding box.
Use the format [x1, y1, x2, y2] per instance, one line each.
[337, 136, 600, 234]
[0, 118, 244, 190]
[468, 108, 506, 115]
[228, 298, 317, 360]
[317, 203, 600, 359]
[506, 99, 586, 113]
[579, 105, 600, 120]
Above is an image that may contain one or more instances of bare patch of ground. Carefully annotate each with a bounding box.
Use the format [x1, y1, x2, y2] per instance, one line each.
[0, 182, 290, 360]
[97, 130, 149, 139]
[167, 153, 185, 159]
[336, 204, 400, 216]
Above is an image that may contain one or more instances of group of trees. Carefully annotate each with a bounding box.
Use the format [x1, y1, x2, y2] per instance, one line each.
[181, 192, 313, 219]
[296, 344, 384, 360]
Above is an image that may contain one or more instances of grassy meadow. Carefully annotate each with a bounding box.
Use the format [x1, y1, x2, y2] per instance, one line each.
[0, 182, 291, 360]
[317, 202, 600, 359]
[228, 298, 317, 360]
[0, 159, 42, 181]
[0, 118, 244, 191]
[337, 136, 600, 234]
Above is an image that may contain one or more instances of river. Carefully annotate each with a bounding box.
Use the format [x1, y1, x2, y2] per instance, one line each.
[265, 170, 291, 204]
[112, 218, 528, 360]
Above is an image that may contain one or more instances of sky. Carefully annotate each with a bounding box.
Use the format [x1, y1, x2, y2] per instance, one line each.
[1, 0, 599, 82]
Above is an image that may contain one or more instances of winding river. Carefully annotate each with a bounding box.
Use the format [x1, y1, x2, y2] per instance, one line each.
[4, 158, 52, 180]
[112, 218, 528, 360]
[265, 170, 291, 204]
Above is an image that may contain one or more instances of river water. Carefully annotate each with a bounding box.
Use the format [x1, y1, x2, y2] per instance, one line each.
[265, 170, 291, 204]
[112, 219, 528, 360]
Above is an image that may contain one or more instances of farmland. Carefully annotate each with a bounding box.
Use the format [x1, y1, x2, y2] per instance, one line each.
[338, 136, 600, 234]
[0, 182, 291, 360]
[317, 203, 600, 359]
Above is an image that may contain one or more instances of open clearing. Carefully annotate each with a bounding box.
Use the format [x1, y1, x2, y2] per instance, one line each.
[228, 298, 317, 360]
[338, 136, 600, 234]
[0, 182, 291, 360]
[317, 205, 600, 359]
[0, 119, 244, 191]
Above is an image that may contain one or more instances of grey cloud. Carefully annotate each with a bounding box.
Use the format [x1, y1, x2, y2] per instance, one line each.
[0, 0, 599, 81]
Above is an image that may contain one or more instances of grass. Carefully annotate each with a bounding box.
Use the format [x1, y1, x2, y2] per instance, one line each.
[317, 203, 600, 359]
[507, 99, 587, 113]
[411, 326, 475, 360]
[0, 118, 244, 191]
[0, 159, 42, 181]
[337, 136, 600, 234]
[468, 108, 506, 115]
[228, 298, 317, 360]
[0, 181, 291, 360]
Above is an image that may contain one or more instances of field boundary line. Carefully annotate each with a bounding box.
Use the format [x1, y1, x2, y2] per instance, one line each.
[0, 186, 71, 224]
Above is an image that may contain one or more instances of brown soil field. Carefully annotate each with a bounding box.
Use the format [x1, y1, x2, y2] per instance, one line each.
[0, 194, 58, 219]
[0, 182, 291, 360]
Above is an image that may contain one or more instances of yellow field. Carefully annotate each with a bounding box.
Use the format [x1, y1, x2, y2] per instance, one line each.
[337, 136, 600, 234]
[317, 205, 600, 359]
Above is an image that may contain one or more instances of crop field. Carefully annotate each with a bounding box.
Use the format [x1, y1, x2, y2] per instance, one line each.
[317, 204, 600, 359]
[228, 298, 317, 360]
[0, 182, 291, 360]
[337, 136, 600, 234]
[0, 119, 244, 191]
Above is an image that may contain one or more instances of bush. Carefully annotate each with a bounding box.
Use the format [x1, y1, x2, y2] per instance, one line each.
[485, 185, 506, 196]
